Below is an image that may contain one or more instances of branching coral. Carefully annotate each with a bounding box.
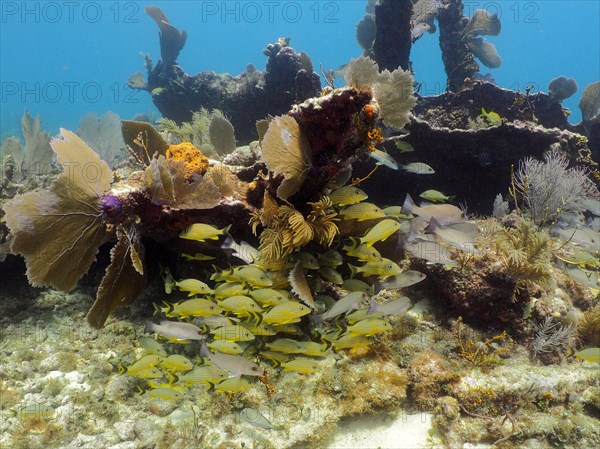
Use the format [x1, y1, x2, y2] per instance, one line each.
[512, 149, 599, 225]
[456, 317, 509, 367]
[122, 120, 170, 167]
[532, 316, 574, 359]
[250, 192, 338, 263]
[495, 218, 553, 287]
[577, 305, 600, 347]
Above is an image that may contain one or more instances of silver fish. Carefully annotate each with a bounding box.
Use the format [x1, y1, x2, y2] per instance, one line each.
[402, 194, 466, 225]
[404, 239, 457, 267]
[425, 217, 479, 252]
[370, 149, 399, 170]
[240, 408, 273, 430]
[368, 296, 412, 316]
[401, 162, 435, 174]
[411, 22, 431, 40]
[318, 291, 368, 322]
[374, 270, 426, 293]
[145, 321, 206, 341]
[200, 341, 265, 376]
[222, 237, 259, 264]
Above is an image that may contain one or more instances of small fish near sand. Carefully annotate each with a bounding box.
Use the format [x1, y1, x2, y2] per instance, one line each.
[145, 320, 207, 343]
[570, 347, 600, 363]
[240, 407, 274, 430]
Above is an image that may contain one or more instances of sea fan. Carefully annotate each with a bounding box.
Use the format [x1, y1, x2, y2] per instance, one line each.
[87, 224, 147, 328]
[289, 260, 316, 309]
[77, 111, 125, 167]
[344, 55, 380, 91]
[463, 9, 501, 37]
[3, 129, 112, 291]
[208, 112, 237, 156]
[261, 115, 312, 200]
[467, 37, 502, 69]
[374, 68, 417, 129]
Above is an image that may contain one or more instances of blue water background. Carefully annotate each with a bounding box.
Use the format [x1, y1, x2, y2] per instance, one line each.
[1, 0, 599, 138]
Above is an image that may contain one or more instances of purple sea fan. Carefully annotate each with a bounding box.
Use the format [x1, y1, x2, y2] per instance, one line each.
[3, 129, 112, 291]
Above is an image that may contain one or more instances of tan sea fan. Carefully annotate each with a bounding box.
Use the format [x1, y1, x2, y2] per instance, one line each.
[344, 55, 380, 91]
[374, 68, 417, 129]
[3, 129, 112, 291]
[87, 224, 147, 328]
[289, 260, 316, 309]
[261, 115, 312, 200]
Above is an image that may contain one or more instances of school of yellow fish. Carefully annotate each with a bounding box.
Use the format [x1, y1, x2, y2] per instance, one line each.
[125, 185, 485, 399]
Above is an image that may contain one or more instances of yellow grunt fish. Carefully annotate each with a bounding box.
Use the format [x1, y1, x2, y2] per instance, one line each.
[346, 318, 392, 336]
[158, 298, 222, 318]
[176, 366, 230, 386]
[360, 219, 401, 246]
[225, 266, 273, 287]
[340, 202, 386, 221]
[180, 223, 231, 242]
[280, 357, 320, 374]
[248, 288, 287, 306]
[343, 238, 383, 263]
[212, 282, 248, 299]
[209, 377, 254, 394]
[219, 295, 262, 318]
[211, 324, 256, 342]
[348, 258, 402, 278]
[181, 252, 216, 261]
[332, 333, 373, 351]
[158, 354, 193, 372]
[328, 186, 369, 206]
[124, 354, 162, 376]
[207, 340, 245, 354]
[145, 387, 187, 401]
[175, 279, 213, 296]
[138, 337, 167, 357]
[262, 302, 311, 325]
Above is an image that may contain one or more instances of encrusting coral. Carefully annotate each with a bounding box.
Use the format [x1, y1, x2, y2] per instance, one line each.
[164, 142, 210, 179]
